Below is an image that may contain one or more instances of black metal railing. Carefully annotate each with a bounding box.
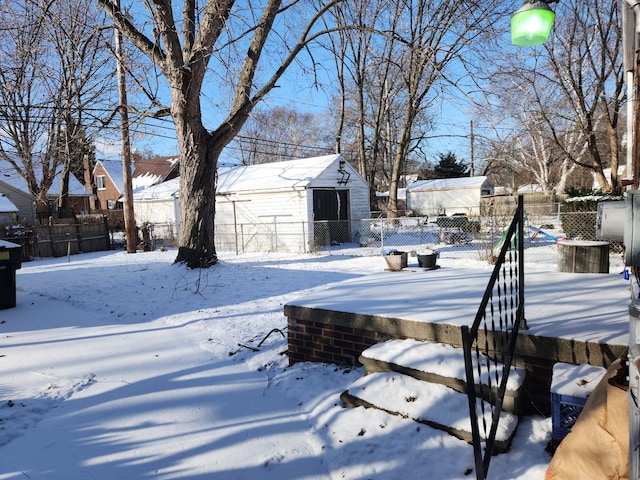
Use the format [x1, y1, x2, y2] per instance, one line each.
[461, 195, 525, 480]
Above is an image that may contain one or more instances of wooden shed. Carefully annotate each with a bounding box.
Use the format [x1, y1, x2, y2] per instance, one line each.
[133, 154, 370, 253]
[406, 176, 494, 217]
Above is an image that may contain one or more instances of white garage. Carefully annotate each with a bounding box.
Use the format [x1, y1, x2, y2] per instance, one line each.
[406, 176, 494, 217]
[133, 154, 371, 253]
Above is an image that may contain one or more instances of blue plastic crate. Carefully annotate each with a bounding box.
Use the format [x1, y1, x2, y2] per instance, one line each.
[551, 392, 588, 443]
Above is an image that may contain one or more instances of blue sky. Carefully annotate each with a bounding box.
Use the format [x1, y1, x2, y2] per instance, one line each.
[95, 3, 480, 169]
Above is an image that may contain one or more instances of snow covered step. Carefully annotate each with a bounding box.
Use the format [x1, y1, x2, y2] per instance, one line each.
[340, 372, 519, 452]
[359, 339, 526, 414]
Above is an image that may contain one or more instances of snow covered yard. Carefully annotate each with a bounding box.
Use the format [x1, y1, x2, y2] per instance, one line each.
[0, 248, 596, 479]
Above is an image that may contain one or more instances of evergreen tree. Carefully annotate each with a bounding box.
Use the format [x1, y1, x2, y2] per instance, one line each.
[434, 152, 469, 178]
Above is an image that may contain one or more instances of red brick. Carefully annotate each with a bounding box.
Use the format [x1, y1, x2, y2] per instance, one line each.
[322, 344, 341, 354]
[304, 326, 321, 335]
[343, 333, 365, 343]
[333, 339, 355, 348]
[322, 328, 340, 339]
[334, 324, 355, 333]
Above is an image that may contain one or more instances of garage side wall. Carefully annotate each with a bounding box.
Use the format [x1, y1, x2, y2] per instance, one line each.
[408, 187, 482, 217]
[134, 198, 179, 242]
[216, 189, 309, 253]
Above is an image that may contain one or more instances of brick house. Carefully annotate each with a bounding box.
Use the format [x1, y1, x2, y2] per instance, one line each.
[132, 155, 180, 190]
[92, 159, 125, 211]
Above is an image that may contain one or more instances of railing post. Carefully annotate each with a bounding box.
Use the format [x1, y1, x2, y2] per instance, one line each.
[462, 325, 485, 480]
[462, 195, 526, 480]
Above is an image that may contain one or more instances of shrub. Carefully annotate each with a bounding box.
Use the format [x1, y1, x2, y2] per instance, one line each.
[560, 189, 623, 240]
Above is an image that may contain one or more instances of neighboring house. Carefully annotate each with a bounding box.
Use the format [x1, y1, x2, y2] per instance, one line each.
[406, 176, 494, 217]
[0, 179, 36, 225]
[0, 193, 18, 226]
[0, 160, 90, 220]
[133, 154, 371, 252]
[92, 159, 125, 210]
[132, 155, 180, 189]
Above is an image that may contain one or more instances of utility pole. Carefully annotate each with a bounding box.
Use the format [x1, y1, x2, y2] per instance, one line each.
[114, 0, 136, 253]
[470, 120, 475, 176]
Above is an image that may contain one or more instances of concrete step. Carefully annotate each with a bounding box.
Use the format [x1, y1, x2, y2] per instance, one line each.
[359, 338, 526, 414]
[341, 371, 519, 452]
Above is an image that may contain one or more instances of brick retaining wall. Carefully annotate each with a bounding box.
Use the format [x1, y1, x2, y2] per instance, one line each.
[284, 304, 626, 415]
[288, 317, 398, 365]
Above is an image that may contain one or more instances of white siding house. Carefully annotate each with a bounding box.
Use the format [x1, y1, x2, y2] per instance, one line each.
[133, 154, 370, 253]
[406, 176, 494, 217]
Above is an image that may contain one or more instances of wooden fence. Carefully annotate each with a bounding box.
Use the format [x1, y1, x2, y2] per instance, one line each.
[1, 214, 111, 260]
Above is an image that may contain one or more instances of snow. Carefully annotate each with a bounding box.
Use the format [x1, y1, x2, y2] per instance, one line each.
[133, 155, 344, 200]
[217, 154, 341, 193]
[406, 176, 490, 191]
[361, 339, 526, 391]
[0, 195, 17, 214]
[285, 265, 630, 346]
[0, 248, 627, 479]
[550, 363, 606, 398]
[343, 372, 518, 443]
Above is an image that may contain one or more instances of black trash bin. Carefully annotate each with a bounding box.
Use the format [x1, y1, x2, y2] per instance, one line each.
[0, 240, 22, 310]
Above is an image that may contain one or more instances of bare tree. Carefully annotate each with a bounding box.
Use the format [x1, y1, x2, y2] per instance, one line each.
[231, 106, 334, 165]
[327, 0, 505, 217]
[45, 0, 114, 214]
[544, 0, 624, 192]
[478, 0, 623, 193]
[0, 0, 60, 209]
[477, 79, 581, 193]
[0, 0, 114, 217]
[97, 0, 343, 268]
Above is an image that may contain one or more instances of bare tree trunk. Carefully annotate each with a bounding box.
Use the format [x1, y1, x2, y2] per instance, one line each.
[173, 110, 220, 267]
[98, 0, 342, 268]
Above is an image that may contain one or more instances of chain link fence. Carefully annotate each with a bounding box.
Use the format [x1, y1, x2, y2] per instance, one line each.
[142, 206, 622, 271]
[349, 210, 616, 267]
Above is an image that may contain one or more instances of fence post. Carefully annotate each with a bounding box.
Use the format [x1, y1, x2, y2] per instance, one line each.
[302, 221, 307, 253]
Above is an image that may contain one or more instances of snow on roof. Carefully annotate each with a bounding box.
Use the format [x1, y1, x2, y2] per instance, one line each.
[133, 154, 345, 200]
[0, 158, 89, 196]
[132, 176, 179, 200]
[407, 176, 490, 192]
[0, 194, 17, 212]
[132, 156, 180, 189]
[217, 154, 341, 193]
[95, 159, 125, 193]
[376, 188, 407, 201]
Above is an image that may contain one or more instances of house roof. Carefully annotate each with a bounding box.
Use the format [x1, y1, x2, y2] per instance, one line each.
[407, 176, 491, 192]
[217, 154, 342, 193]
[133, 177, 179, 200]
[132, 155, 180, 189]
[133, 154, 348, 200]
[94, 159, 125, 194]
[0, 158, 89, 196]
[0, 194, 18, 213]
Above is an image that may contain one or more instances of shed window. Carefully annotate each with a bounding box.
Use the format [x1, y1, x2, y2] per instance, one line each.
[96, 175, 106, 190]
